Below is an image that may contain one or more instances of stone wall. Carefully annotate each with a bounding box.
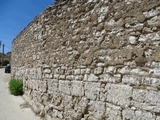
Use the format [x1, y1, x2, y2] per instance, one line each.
[11, 0, 160, 119]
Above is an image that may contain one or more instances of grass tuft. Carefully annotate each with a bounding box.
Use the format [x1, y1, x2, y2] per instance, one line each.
[9, 78, 24, 96]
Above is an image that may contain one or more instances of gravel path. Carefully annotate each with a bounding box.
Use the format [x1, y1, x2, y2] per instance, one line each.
[0, 68, 41, 120]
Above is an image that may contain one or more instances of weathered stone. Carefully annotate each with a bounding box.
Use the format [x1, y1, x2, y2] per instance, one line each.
[106, 84, 132, 107]
[87, 74, 99, 81]
[122, 75, 141, 86]
[122, 109, 156, 120]
[72, 81, 84, 96]
[105, 103, 122, 120]
[11, 0, 160, 119]
[85, 82, 100, 100]
[59, 80, 71, 95]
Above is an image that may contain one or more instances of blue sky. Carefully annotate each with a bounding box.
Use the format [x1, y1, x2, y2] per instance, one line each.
[0, 0, 55, 53]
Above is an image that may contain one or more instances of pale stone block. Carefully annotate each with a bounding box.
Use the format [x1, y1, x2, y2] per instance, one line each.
[100, 74, 121, 83]
[74, 69, 81, 75]
[54, 74, 59, 79]
[105, 103, 122, 120]
[44, 74, 53, 79]
[106, 84, 132, 107]
[104, 66, 116, 74]
[75, 75, 83, 80]
[94, 67, 103, 75]
[129, 36, 137, 44]
[122, 109, 156, 120]
[96, 63, 105, 67]
[33, 80, 39, 90]
[66, 75, 74, 80]
[131, 101, 160, 113]
[141, 77, 151, 86]
[78, 97, 89, 107]
[88, 74, 99, 81]
[71, 81, 84, 96]
[59, 75, 66, 80]
[118, 66, 131, 74]
[143, 7, 160, 18]
[51, 92, 62, 106]
[89, 101, 105, 119]
[44, 68, 51, 74]
[59, 80, 71, 95]
[86, 68, 91, 74]
[39, 81, 47, 92]
[132, 89, 160, 112]
[130, 68, 148, 76]
[149, 69, 160, 77]
[52, 109, 63, 119]
[81, 69, 86, 74]
[47, 79, 58, 93]
[83, 74, 88, 81]
[36, 67, 42, 80]
[85, 82, 101, 100]
[151, 61, 160, 68]
[122, 75, 141, 85]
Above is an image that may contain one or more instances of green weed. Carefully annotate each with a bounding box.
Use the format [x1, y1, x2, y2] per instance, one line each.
[9, 78, 24, 96]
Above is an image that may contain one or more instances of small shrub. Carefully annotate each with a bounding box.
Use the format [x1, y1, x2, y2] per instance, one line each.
[9, 78, 24, 96]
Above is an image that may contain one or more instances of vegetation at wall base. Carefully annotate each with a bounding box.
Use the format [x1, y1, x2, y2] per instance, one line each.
[9, 78, 24, 96]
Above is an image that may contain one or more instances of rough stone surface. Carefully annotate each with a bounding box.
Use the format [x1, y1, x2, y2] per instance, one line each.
[11, 0, 160, 119]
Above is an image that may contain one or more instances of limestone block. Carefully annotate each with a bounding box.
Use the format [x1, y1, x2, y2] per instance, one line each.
[106, 84, 132, 107]
[59, 75, 66, 80]
[66, 75, 74, 80]
[87, 73, 98, 81]
[39, 81, 47, 92]
[147, 16, 160, 26]
[74, 69, 81, 75]
[141, 77, 151, 86]
[44, 68, 51, 74]
[129, 36, 137, 44]
[105, 103, 122, 120]
[139, 33, 160, 42]
[32, 80, 39, 90]
[59, 80, 71, 95]
[81, 69, 86, 75]
[83, 74, 88, 81]
[71, 81, 84, 96]
[43, 74, 53, 79]
[143, 7, 160, 18]
[122, 75, 141, 85]
[75, 75, 83, 80]
[89, 101, 105, 119]
[96, 63, 105, 67]
[85, 82, 101, 100]
[52, 109, 63, 119]
[132, 89, 160, 112]
[122, 109, 156, 120]
[54, 74, 59, 79]
[78, 97, 89, 108]
[51, 92, 62, 106]
[118, 66, 131, 74]
[130, 68, 148, 76]
[132, 101, 160, 113]
[100, 74, 121, 83]
[104, 66, 116, 74]
[150, 61, 160, 68]
[94, 67, 103, 75]
[86, 68, 91, 74]
[36, 67, 42, 80]
[47, 79, 58, 93]
[149, 68, 160, 77]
